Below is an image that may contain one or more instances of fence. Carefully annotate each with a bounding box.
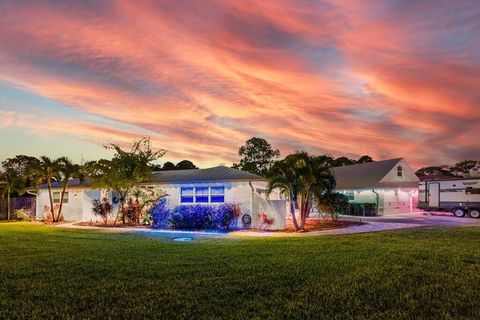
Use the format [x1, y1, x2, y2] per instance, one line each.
[0, 197, 36, 220]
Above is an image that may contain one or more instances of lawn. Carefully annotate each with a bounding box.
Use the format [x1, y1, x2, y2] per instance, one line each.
[0, 223, 479, 319]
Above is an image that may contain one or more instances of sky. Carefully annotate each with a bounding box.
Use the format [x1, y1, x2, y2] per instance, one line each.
[0, 0, 479, 169]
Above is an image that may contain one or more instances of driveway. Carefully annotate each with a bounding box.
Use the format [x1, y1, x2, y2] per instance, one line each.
[345, 211, 480, 227]
[235, 211, 480, 237]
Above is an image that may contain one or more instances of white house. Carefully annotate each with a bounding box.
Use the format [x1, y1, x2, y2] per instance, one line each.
[36, 166, 287, 230]
[331, 158, 419, 215]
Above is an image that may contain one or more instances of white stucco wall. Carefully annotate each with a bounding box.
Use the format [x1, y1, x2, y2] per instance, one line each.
[36, 188, 89, 221]
[36, 180, 288, 229]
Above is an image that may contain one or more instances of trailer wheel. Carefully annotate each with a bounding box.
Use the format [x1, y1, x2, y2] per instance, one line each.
[453, 208, 465, 218]
[469, 209, 480, 219]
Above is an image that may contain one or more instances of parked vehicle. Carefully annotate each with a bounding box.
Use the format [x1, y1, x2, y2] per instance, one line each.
[417, 178, 480, 218]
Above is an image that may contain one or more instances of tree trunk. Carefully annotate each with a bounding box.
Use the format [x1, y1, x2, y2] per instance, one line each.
[290, 197, 300, 231]
[47, 179, 56, 222]
[7, 187, 11, 221]
[57, 183, 68, 223]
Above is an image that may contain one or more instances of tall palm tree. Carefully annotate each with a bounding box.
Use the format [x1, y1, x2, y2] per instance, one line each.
[267, 152, 336, 231]
[56, 157, 83, 222]
[0, 169, 26, 221]
[28, 156, 61, 222]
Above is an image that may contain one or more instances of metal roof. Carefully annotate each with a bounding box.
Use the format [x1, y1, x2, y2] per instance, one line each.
[150, 166, 265, 183]
[39, 166, 264, 189]
[331, 158, 417, 189]
[39, 178, 91, 189]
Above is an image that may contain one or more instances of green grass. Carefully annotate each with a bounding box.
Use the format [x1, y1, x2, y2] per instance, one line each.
[0, 223, 479, 319]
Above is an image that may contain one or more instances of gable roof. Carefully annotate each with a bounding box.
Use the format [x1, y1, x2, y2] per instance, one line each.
[331, 158, 417, 189]
[150, 166, 265, 183]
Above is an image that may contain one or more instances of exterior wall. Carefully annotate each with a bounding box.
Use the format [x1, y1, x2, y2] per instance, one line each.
[35, 180, 288, 229]
[36, 188, 87, 221]
[252, 194, 287, 230]
[380, 188, 418, 215]
[157, 180, 283, 229]
[381, 159, 420, 184]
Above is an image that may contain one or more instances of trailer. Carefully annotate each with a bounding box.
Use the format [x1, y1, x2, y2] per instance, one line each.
[417, 178, 480, 218]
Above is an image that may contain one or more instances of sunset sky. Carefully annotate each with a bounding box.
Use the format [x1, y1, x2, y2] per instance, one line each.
[1, 0, 479, 169]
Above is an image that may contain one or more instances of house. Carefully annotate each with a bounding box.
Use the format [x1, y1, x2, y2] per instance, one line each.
[36, 166, 287, 230]
[331, 158, 419, 216]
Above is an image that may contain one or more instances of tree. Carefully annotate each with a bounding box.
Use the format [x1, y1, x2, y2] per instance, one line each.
[451, 160, 478, 176]
[162, 161, 176, 171]
[233, 137, 280, 176]
[356, 155, 374, 164]
[1, 155, 39, 221]
[267, 152, 336, 231]
[415, 166, 455, 179]
[329, 156, 355, 167]
[0, 168, 26, 221]
[28, 156, 62, 222]
[85, 137, 166, 225]
[56, 157, 83, 222]
[175, 160, 198, 170]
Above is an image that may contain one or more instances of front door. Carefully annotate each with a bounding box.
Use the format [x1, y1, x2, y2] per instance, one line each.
[428, 183, 440, 208]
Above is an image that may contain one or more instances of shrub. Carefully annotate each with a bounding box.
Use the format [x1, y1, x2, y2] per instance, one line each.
[91, 198, 113, 224]
[15, 209, 31, 221]
[123, 198, 142, 225]
[171, 205, 217, 229]
[148, 198, 171, 228]
[317, 192, 349, 221]
[140, 213, 152, 225]
[215, 203, 241, 230]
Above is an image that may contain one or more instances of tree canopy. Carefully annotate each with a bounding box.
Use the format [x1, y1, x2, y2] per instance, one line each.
[84, 137, 166, 224]
[233, 137, 280, 176]
[267, 152, 336, 231]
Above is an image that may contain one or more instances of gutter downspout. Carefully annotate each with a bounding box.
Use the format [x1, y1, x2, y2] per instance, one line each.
[249, 181, 254, 229]
[372, 189, 379, 216]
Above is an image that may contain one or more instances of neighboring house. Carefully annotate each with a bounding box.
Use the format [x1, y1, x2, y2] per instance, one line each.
[36, 166, 287, 230]
[331, 158, 419, 216]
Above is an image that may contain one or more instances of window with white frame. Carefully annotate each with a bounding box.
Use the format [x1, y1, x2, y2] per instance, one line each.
[195, 187, 209, 203]
[53, 191, 69, 204]
[210, 186, 225, 203]
[180, 186, 225, 204]
[180, 187, 194, 203]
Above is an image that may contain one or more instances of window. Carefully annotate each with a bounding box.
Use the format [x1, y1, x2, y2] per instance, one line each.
[195, 187, 209, 203]
[466, 187, 480, 195]
[53, 191, 68, 204]
[180, 186, 225, 204]
[210, 186, 225, 203]
[180, 187, 194, 203]
[397, 166, 403, 177]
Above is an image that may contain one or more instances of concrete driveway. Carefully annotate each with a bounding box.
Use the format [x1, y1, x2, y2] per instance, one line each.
[345, 211, 480, 227]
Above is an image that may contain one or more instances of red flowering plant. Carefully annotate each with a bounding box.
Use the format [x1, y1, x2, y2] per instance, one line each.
[258, 212, 274, 230]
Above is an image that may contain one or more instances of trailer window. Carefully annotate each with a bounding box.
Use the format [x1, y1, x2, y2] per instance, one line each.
[466, 187, 480, 195]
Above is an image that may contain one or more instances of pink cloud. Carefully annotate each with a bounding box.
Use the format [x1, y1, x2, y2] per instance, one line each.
[0, 0, 479, 168]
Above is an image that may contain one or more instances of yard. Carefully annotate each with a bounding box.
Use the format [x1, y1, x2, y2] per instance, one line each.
[0, 223, 479, 319]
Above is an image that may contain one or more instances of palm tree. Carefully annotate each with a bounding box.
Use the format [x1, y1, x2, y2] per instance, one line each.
[267, 152, 336, 231]
[56, 157, 83, 222]
[0, 169, 26, 221]
[28, 156, 61, 222]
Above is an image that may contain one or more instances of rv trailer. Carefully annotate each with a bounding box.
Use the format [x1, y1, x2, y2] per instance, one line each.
[417, 178, 480, 218]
